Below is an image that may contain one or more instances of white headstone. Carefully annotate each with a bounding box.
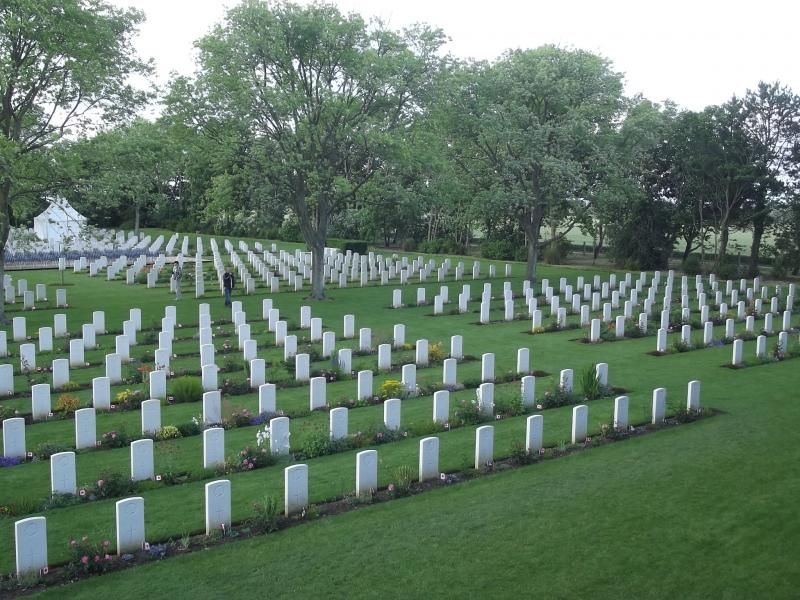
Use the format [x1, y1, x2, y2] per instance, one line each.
[31, 383, 50, 420]
[205, 479, 232, 535]
[203, 427, 225, 469]
[50, 451, 77, 495]
[115, 497, 145, 554]
[130, 439, 154, 481]
[310, 376, 326, 410]
[203, 390, 222, 425]
[474, 425, 494, 469]
[652, 388, 666, 424]
[433, 390, 449, 423]
[74, 408, 96, 450]
[284, 464, 308, 516]
[329, 407, 348, 440]
[525, 415, 543, 453]
[419, 437, 439, 482]
[15, 516, 48, 577]
[356, 449, 378, 497]
[571, 404, 588, 443]
[383, 398, 401, 431]
[614, 396, 629, 429]
[269, 416, 291, 456]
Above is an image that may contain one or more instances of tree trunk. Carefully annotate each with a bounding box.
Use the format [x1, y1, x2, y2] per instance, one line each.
[717, 225, 730, 269]
[0, 181, 11, 324]
[748, 211, 766, 276]
[521, 210, 543, 284]
[134, 204, 141, 241]
[592, 223, 604, 263]
[310, 240, 325, 300]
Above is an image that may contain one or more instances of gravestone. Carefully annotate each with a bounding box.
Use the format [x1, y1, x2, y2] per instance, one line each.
[356, 450, 378, 497]
[19, 343, 36, 373]
[377, 344, 392, 370]
[12, 316, 26, 341]
[433, 390, 449, 423]
[415, 339, 429, 367]
[477, 382, 494, 416]
[357, 370, 373, 400]
[732, 339, 743, 366]
[520, 376, 536, 407]
[2, 417, 26, 458]
[203, 427, 225, 469]
[37, 327, 53, 353]
[130, 439, 154, 481]
[310, 377, 326, 410]
[203, 391, 222, 425]
[74, 408, 96, 449]
[687, 380, 701, 411]
[202, 364, 219, 391]
[31, 384, 51, 420]
[359, 328, 372, 352]
[50, 451, 77, 495]
[93, 376, 111, 410]
[572, 405, 588, 443]
[652, 388, 666, 424]
[284, 464, 309, 516]
[205, 480, 231, 535]
[383, 398, 401, 431]
[401, 364, 416, 395]
[258, 383, 276, 414]
[419, 437, 439, 482]
[474, 425, 494, 469]
[481, 353, 495, 382]
[284, 335, 297, 360]
[329, 407, 348, 440]
[149, 369, 167, 400]
[141, 399, 162, 436]
[560, 369, 574, 394]
[269, 417, 291, 456]
[590, 319, 601, 343]
[516, 348, 530, 375]
[343, 314, 355, 338]
[596, 362, 609, 387]
[614, 396, 629, 429]
[51, 359, 69, 390]
[442, 358, 457, 386]
[393, 324, 405, 348]
[337, 348, 352, 374]
[525, 415, 543, 453]
[115, 497, 145, 554]
[450, 335, 463, 360]
[14, 516, 48, 577]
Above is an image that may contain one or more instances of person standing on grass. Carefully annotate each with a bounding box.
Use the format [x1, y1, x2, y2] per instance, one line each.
[172, 262, 182, 301]
[223, 267, 235, 307]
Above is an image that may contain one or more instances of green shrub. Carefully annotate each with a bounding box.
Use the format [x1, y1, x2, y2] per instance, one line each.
[481, 239, 516, 260]
[378, 379, 403, 400]
[543, 239, 570, 265]
[155, 425, 182, 441]
[681, 254, 703, 275]
[250, 495, 281, 532]
[55, 394, 81, 414]
[580, 365, 602, 401]
[58, 381, 82, 392]
[169, 376, 203, 404]
[33, 442, 71, 460]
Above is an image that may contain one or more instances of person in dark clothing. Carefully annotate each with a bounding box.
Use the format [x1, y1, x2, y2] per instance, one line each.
[222, 268, 235, 306]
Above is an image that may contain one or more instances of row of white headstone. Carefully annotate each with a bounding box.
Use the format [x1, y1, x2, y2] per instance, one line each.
[12, 379, 701, 577]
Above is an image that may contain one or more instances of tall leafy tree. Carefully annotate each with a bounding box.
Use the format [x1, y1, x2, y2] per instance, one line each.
[182, 0, 444, 299]
[0, 0, 150, 320]
[74, 120, 180, 236]
[741, 81, 800, 274]
[443, 46, 624, 282]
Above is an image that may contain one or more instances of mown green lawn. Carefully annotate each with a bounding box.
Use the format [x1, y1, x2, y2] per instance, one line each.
[0, 234, 797, 598]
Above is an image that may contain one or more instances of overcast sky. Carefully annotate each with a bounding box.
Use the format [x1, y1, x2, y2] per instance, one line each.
[110, 0, 800, 111]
